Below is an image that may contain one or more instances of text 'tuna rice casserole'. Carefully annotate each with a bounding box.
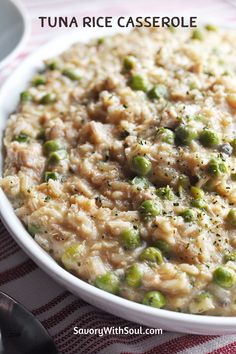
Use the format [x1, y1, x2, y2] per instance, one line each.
[1, 26, 236, 315]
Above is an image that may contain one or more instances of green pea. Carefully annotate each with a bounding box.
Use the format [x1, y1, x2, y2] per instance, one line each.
[140, 247, 163, 264]
[97, 37, 105, 45]
[125, 264, 143, 288]
[62, 68, 81, 81]
[130, 176, 150, 190]
[40, 93, 56, 104]
[148, 85, 168, 100]
[13, 132, 29, 143]
[207, 158, 227, 177]
[191, 29, 204, 40]
[213, 266, 236, 288]
[226, 209, 236, 227]
[47, 61, 58, 70]
[230, 138, 236, 156]
[155, 240, 171, 254]
[142, 291, 166, 308]
[32, 75, 46, 86]
[28, 224, 41, 236]
[48, 149, 67, 164]
[191, 186, 204, 200]
[156, 185, 173, 200]
[157, 127, 175, 144]
[95, 272, 120, 294]
[43, 140, 61, 156]
[180, 209, 195, 222]
[191, 199, 207, 210]
[129, 74, 148, 92]
[20, 91, 32, 103]
[205, 24, 218, 31]
[175, 125, 197, 145]
[120, 228, 141, 250]
[199, 129, 220, 148]
[123, 56, 136, 71]
[224, 251, 236, 263]
[44, 171, 59, 182]
[131, 155, 152, 176]
[139, 200, 161, 219]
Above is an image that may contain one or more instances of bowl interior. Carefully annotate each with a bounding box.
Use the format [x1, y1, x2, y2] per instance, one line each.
[1, 26, 236, 335]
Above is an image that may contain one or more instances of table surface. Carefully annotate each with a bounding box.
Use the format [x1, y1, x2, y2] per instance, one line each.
[1, 0, 236, 353]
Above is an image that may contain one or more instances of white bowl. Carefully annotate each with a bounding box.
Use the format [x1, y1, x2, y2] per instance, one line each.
[0, 0, 30, 70]
[1, 26, 236, 335]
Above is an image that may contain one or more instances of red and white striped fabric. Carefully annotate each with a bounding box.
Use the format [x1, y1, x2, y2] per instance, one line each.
[1, 1, 236, 353]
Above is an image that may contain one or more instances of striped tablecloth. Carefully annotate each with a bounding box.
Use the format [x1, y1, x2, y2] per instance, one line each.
[1, 0, 236, 353]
